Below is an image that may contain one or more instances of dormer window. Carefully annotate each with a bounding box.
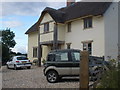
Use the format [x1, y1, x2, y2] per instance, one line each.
[83, 17, 92, 29]
[44, 23, 49, 33]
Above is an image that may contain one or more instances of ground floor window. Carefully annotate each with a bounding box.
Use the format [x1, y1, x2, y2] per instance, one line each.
[82, 41, 92, 55]
[66, 43, 71, 49]
[33, 47, 38, 58]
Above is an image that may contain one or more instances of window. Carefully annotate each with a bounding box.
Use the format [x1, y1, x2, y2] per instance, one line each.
[67, 22, 71, 32]
[55, 52, 68, 61]
[66, 43, 71, 49]
[33, 47, 38, 58]
[71, 52, 80, 61]
[83, 17, 92, 29]
[83, 42, 92, 55]
[44, 23, 49, 33]
[47, 54, 55, 61]
[17, 57, 28, 60]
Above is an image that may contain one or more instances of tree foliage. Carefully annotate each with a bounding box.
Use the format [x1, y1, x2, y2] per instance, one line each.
[1, 28, 16, 65]
[97, 60, 120, 88]
[2, 43, 10, 65]
[2, 28, 16, 48]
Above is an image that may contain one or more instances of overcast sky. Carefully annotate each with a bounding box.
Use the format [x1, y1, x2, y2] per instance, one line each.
[1, 1, 66, 54]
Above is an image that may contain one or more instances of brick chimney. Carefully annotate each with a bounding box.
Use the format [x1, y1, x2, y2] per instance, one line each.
[67, 0, 75, 6]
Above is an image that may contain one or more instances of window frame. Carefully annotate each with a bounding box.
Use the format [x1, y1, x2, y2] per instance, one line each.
[82, 41, 92, 55]
[44, 23, 49, 33]
[33, 47, 38, 58]
[83, 17, 93, 29]
[67, 22, 71, 32]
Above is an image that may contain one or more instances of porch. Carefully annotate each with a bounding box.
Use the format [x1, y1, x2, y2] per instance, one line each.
[39, 40, 65, 63]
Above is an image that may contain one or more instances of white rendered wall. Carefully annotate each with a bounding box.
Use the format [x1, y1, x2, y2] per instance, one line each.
[64, 16, 105, 57]
[104, 2, 118, 60]
[28, 31, 38, 61]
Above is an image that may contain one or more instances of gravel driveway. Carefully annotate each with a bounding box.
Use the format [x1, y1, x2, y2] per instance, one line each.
[2, 65, 79, 88]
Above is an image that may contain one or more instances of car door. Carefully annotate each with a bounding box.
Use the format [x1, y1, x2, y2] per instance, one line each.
[7, 58, 13, 68]
[71, 51, 80, 75]
[11, 57, 15, 68]
[55, 51, 73, 75]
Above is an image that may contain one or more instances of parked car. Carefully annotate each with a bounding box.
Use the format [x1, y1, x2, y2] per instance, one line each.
[43, 49, 108, 83]
[6, 56, 32, 70]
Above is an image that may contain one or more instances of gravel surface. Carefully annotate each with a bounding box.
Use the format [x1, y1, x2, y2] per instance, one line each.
[2, 65, 79, 88]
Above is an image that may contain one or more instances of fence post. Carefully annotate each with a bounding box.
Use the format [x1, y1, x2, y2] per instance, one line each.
[80, 51, 89, 90]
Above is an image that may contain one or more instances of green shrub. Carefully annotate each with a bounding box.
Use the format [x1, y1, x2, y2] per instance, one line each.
[97, 60, 119, 88]
[42, 59, 46, 65]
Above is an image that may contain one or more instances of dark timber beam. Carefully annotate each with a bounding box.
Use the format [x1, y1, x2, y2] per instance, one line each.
[53, 23, 58, 50]
[38, 26, 41, 67]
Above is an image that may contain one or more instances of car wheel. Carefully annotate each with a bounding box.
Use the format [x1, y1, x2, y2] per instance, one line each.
[14, 65, 17, 70]
[27, 66, 31, 69]
[46, 71, 58, 83]
[7, 65, 10, 69]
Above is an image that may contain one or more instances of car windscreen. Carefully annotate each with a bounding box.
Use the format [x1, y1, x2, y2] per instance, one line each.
[17, 57, 28, 60]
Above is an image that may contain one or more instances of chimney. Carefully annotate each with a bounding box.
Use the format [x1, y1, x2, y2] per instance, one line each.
[67, 0, 75, 6]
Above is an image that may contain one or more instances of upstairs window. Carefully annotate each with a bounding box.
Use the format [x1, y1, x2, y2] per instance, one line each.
[44, 23, 49, 33]
[83, 17, 92, 29]
[67, 22, 71, 32]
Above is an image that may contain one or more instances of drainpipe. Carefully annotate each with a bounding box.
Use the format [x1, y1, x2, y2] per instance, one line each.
[38, 26, 41, 67]
[53, 23, 58, 50]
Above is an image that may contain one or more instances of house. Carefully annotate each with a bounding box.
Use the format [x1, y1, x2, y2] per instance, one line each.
[25, 0, 119, 65]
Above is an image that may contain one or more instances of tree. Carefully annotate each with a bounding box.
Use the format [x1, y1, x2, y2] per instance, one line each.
[1, 28, 16, 65]
[16, 52, 22, 55]
[2, 28, 16, 48]
[2, 44, 10, 65]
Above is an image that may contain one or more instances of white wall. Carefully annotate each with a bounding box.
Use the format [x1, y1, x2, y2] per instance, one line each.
[40, 33, 54, 42]
[28, 31, 38, 61]
[58, 24, 65, 41]
[41, 13, 53, 24]
[118, 2, 120, 58]
[104, 2, 118, 60]
[64, 17, 105, 57]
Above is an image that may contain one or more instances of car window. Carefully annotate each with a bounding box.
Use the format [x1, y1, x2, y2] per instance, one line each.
[55, 52, 68, 61]
[71, 52, 80, 61]
[47, 54, 55, 61]
[17, 57, 28, 60]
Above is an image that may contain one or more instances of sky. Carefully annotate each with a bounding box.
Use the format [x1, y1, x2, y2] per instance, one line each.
[0, 1, 68, 54]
